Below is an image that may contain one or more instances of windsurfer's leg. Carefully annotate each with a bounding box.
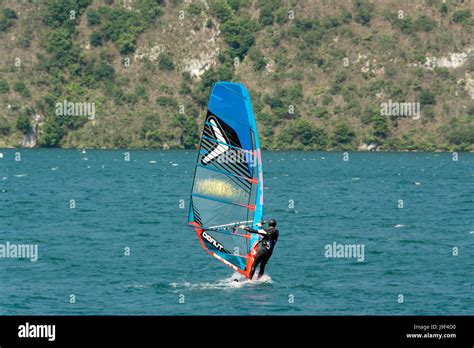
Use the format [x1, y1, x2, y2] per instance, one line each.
[250, 256, 261, 279]
[250, 248, 265, 279]
[249, 261, 258, 279]
[257, 253, 270, 279]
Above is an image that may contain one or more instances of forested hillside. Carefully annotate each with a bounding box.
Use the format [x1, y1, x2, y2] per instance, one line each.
[0, 0, 473, 150]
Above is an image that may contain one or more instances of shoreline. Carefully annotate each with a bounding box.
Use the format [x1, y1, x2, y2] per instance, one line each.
[0, 147, 473, 153]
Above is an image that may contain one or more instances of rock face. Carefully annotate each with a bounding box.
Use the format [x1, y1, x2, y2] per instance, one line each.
[421, 47, 473, 70]
[182, 21, 220, 79]
[367, 143, 378, 151]
[464, 73, 474, 99]
[20, 114, 43, 148]
[183, 50, 219, 79]
[20, 132, 37, 148]
[358, 143, 378, 151]
[134, 44, 165, 61]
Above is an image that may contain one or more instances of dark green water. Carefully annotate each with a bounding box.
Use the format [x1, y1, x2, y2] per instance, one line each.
[0, 149, 473, 315]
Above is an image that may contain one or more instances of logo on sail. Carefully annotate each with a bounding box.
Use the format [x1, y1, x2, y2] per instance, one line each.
[202, 116, 256, 167]
[202, 117, 229, 164]
[202, 231, 227, 253]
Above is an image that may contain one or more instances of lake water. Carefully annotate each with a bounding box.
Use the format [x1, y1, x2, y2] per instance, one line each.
[0, 149, 473, 315]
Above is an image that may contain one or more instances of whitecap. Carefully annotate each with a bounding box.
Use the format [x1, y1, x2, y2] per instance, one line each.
[170, 272, 272, 291]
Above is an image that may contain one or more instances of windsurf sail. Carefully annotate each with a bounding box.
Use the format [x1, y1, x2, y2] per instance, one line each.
[187, 81, 264, 279]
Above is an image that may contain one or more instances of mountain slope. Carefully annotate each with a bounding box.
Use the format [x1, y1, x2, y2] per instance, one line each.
[0, 0, 473, 151]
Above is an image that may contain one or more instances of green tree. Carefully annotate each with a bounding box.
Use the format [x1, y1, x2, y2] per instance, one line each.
[282, 119, 328, 149]
[291, 119, 315, 147]
[117, 32, 136, 54]
[39, 116, 65, 147]
[90, 32, 103, 46]
[467, 104, 474, 119]
[414, 15, 436, 32]
[420, 90, 436, 105]
[3, 8, 17, 19]
[0, 80, 9, 94]
[0, 8, 17, 32]
[0, 117, 10, 135]
[188, 3, 202, 16]
[390, 15, 414, 34]
[182, 117, 198, 149]
[354, 0, 374, 26]
[42, 0, 92, 28]
[332, 122, 355, 145]
[249, 48, 266, 71]
[87, 9, 101, 26]
[288, 83, 303, 102]
[158, 53, 175, 71]
[210, 0, 233, 23]
[275, 8, 288, 25]
[46, 28, 80, 68]
[140, 112, 161, 143]
[16, 112, 32, 134]
[170, 114, 198, 148]
[199, 65, 234, 94]
[372, 114, 389, 139]
[97, 2, 160, 54]
[221, 18, 257, 60]
[259, 6, 274, 26]
[446, 121, 474, 146]
[452, 10, 471, 24]
[227, 0, 246, 12]
[93, 60, 115, 80]
[313, 106, 329, 119]
[313, 127, 329, 149]
[439, 3, 448, 16]
[13, 82, 31, 97]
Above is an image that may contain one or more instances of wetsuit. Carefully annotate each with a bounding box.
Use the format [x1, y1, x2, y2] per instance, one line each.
[244, 226, 279, 279]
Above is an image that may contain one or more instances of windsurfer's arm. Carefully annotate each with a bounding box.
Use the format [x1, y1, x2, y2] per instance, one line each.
[242, 226, 267, 235]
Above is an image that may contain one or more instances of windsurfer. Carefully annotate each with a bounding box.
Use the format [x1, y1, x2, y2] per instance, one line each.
[242, 219, 279, 279]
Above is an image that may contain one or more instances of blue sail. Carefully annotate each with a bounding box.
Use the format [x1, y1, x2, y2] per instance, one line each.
[187, 82, 263, 278]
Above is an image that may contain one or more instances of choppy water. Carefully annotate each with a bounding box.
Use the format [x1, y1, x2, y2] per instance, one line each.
[0, 149, 473, 315]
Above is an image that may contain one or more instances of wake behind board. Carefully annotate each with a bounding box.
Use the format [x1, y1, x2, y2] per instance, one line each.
[187, 82, 264, 279]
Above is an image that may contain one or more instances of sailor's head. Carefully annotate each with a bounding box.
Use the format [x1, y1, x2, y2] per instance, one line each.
[268, 219, 277, 228]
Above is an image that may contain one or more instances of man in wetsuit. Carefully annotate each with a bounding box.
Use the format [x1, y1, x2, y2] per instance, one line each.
[243, 219, 279, 279]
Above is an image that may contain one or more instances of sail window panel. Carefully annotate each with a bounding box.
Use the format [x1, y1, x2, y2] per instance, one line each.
[193, 166, 251, 206]
[191, 196, 251, 229]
